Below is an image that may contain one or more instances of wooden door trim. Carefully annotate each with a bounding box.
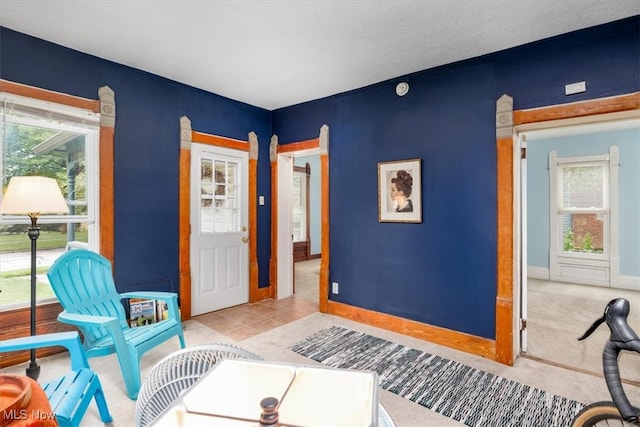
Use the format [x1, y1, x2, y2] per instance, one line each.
[178, 117, 259, 319]
[495, 91, 640, 365]
[271, 126, 329, 310]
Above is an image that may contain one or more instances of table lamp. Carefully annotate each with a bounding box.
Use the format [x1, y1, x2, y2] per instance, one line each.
[0, 176, 70, 379]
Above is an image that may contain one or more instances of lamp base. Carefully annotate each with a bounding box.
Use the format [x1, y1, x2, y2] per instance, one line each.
[26, 360, 40, 380]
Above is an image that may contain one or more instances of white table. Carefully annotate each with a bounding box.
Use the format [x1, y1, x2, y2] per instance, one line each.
[151, 358, 389, 426]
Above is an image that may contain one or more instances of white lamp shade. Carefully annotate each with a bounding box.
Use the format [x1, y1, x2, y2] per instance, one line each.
[0, 176, 70, 216]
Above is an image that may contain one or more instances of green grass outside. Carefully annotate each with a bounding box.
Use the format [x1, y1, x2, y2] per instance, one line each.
[0, 267, 56, 305]
[0, 230, 81, 305]
[0, 230, 87, 252]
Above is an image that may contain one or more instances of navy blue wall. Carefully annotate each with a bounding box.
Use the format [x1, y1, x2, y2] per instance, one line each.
[0, 28, 273, 292]
[272, 16, 639, 339]
[1, 16, 638, 340]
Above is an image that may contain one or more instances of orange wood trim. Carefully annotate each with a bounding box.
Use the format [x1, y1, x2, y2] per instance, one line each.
[0, 80, 112, 263]
[277, 138, 319, 153]
[253, 286, 273, 302]
[500, 92, 640, 365]
[495, 136, 514, 365]
[178, 147, 192, 320]
[514, 92, 640, 125]
[0, 81, 115, 352]
[319, 153, 330, 313]
[99, 126, 115, 265]
[248, 157, 260, 302]
[327, 300, 496, 360]
[0, 80, 100, 112]
[192, 131, 250, 152]
[179, 130, 256, 315]
[272, 131, 328, 305]
[269, 160, 278, 298]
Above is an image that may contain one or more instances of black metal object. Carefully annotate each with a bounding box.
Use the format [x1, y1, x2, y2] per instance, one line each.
[25, 213, 41, 380]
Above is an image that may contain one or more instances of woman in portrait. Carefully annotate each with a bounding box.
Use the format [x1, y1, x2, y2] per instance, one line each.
[390, 169, 413, 212]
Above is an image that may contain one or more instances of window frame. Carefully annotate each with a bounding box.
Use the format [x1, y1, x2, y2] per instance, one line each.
[0, 89, 105, 310]
[292, 167, 308, 243]
[553, 153, 610, 260]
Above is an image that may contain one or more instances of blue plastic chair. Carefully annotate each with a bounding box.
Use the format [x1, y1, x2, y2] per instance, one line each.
[0, 331, 112, 426]
[47, 249, 186, 400]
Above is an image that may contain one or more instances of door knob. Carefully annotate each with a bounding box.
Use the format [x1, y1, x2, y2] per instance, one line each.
[242, 236, 249, 243]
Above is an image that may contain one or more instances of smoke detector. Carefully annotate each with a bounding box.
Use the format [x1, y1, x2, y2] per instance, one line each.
[395, 82, 409, 96]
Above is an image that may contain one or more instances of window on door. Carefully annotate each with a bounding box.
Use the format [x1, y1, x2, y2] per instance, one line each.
[199, 157, 240, 233]
[0, 94, 99, 309]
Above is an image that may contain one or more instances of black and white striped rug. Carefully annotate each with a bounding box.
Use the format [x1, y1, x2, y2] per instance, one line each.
[290, 326, 584, 427]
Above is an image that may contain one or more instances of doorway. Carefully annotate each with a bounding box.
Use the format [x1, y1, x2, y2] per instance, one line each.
[292, 156, 321, 304]
[518, 118, 640, 382]
[276, 149, 321, 301]
[273, 125, 329, 311]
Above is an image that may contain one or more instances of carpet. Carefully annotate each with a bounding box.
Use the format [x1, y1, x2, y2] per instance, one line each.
[290, 326, 584, 427]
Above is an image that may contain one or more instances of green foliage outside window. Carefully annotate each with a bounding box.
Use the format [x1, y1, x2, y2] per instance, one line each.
[563, 228, 575, 251]
[563, 229, 602, 254]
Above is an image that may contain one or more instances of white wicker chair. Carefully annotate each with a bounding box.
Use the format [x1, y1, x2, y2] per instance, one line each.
[134, 343, 262, 426]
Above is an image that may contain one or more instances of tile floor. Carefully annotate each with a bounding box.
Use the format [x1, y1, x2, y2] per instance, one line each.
[192, 258, 321, 340]
[193, 295, 319, 341]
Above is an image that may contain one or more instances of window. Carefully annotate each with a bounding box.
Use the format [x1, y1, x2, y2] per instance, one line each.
[556, 158, 608, 257]
[0, 94, 99, 309]
[199, 155, 240, 233]
[292, 167, 307, 242]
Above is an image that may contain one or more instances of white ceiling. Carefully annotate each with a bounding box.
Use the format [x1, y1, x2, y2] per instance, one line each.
[1, 1, 638, 110]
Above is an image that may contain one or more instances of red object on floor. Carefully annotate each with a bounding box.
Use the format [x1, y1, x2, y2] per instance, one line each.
[0, 374, 58, 427]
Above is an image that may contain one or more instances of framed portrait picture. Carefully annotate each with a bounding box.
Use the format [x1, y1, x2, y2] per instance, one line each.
[378, 158, 422, 223]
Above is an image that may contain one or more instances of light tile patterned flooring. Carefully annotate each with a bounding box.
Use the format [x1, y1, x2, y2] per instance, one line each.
[193, 295, 319, 341]
[193, 259, 321, 340]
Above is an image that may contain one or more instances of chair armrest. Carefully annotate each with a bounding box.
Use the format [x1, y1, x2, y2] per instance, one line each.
[58, 311, 120, 328]
[58, 312, 130, 370]
[0, 331, 78, 353]
[0, 331, 90, 371]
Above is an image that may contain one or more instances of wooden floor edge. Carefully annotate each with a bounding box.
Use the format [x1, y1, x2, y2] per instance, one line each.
[327, 300, 496, 361]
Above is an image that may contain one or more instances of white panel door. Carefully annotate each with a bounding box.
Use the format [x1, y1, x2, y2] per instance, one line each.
[191, 143, 249, 315]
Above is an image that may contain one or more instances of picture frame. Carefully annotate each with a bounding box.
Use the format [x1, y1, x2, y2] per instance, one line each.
[378, 158, 422, 223]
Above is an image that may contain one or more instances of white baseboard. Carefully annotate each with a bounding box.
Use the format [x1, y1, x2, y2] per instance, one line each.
[527, 266, 549, 280]
[611, 274, 640, 291]
[528, 265, 639, 291]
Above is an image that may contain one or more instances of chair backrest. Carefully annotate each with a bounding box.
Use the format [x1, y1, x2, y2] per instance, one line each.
[47, 249, 129, 344]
